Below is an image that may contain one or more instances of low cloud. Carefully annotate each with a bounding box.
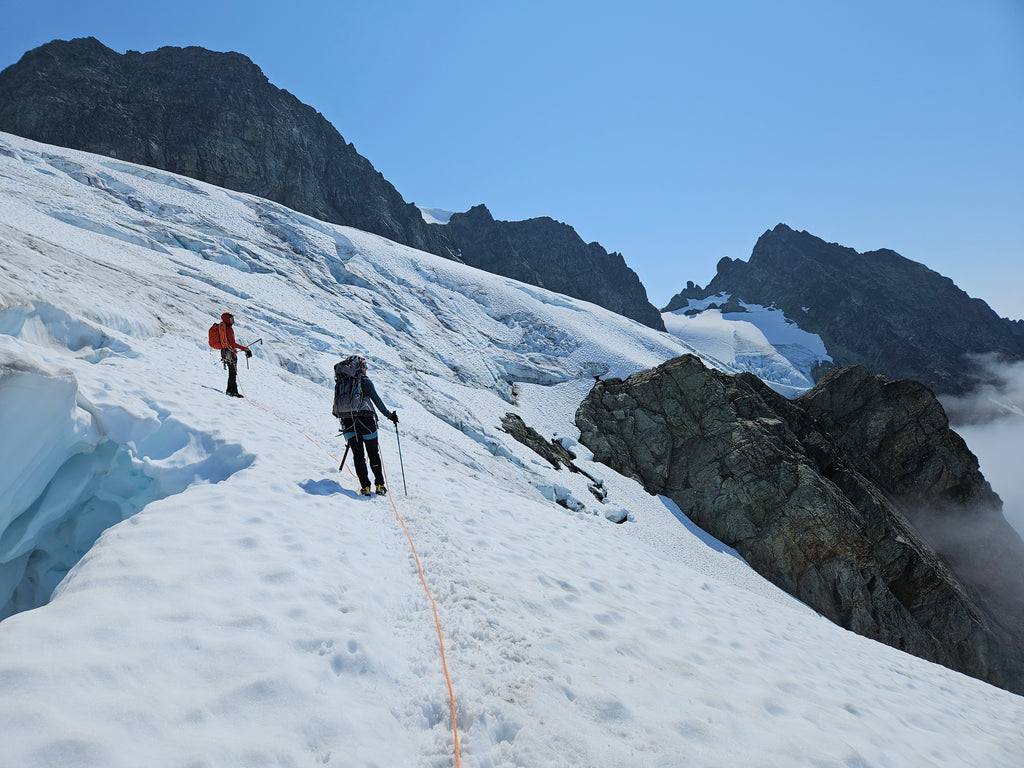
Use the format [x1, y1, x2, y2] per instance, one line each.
[942, 356, 1024, 539]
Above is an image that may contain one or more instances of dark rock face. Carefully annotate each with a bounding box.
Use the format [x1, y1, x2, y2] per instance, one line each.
[446, 206, 665, 330]
[576, 356, 1024, 694]
[0, 37, 443, 254]
[797, 367, 1024, 646]
[664, 224, 1024, 395]
[0, 37, 665, 331]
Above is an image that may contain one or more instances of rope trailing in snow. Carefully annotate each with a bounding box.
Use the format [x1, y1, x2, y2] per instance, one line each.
[241, 395, 461, 766]
[379, 455, 461, 766]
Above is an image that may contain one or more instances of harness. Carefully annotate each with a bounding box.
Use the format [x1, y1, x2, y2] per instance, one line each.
[341, 411, 378, 443]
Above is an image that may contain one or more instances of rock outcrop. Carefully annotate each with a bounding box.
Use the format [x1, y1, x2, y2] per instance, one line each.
[664, 224, 1024, 395]
[576, 355, 1024, 694]
[446, 205, 665, 330]
[501, 413, 580, 472]
[0, 37, 665, 331]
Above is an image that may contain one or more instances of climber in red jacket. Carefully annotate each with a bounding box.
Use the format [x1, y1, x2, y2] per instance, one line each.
[215, 312, 251, 397]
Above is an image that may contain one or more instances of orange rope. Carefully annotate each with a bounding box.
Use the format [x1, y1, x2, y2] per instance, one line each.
[243, 396, 461, 765]
[381, 459, 461, 766]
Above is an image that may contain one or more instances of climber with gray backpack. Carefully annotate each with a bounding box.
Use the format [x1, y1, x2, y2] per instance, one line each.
[332, 355, 399, 496]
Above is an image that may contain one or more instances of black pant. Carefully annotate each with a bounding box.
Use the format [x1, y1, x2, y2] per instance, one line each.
[221, 348, 239, 394]
[341, 412, 383, 488]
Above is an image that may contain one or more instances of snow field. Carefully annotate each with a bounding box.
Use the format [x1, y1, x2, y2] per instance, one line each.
[1, 131, 1023, 767]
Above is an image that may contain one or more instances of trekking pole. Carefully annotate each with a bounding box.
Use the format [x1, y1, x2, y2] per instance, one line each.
[394, 422, 408, 496]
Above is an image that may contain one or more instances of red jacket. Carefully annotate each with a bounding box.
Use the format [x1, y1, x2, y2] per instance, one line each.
[218, 313, 249, 353]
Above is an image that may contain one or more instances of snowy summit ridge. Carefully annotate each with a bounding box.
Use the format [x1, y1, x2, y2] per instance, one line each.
[1, 131, 1022, 767]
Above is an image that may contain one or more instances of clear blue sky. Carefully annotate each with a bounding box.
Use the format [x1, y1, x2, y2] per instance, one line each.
[2, 1, 1022, 318]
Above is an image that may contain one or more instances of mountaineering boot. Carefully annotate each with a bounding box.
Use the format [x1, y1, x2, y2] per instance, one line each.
[226, 390, 244, 398]
[375, 484, 387, 496]
[359, 486, 372, 497]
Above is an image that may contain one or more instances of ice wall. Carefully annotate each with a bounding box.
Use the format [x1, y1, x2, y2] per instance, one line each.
[0, 348, 252, 619]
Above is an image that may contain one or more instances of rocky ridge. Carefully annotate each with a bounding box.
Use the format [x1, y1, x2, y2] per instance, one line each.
[447, 205, 664, 330]
[0, 37, 442, 255]
[576, 356, 1024, 694]
[0, 37, 664, 330]
[665, 224, 1024, 395]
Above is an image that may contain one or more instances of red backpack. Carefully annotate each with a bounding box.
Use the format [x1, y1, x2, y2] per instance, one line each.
[208, 322, 225, 349]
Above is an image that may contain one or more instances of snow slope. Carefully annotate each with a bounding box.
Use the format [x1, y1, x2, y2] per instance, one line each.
[662, 295, 831, 397]
[418, 206, 454, 225]
[1, 131, 1022, 767]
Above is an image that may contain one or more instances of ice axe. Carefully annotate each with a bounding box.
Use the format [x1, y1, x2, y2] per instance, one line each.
[241, 338, 262, 369]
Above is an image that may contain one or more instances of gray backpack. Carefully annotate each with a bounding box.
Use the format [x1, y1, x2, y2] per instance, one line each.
[332, 355, 370, 417]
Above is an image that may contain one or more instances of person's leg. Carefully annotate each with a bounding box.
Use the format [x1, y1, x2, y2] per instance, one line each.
[365, 438, 383, 486]
[356, 413, 385, 488]
[350, 439, 370, 490]
[343, 416, 371, 490]
[223, 349, 239, 395]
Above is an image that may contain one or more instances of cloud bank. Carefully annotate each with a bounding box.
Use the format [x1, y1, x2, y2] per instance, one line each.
[943, 356, 1024, 538]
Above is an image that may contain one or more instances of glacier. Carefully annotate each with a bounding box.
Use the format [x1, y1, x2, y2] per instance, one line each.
[1, 130, 1022, 767]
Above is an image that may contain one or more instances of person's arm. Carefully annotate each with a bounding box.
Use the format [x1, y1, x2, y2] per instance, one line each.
[225, 325, 251, 354]
[364, 379, 397, 422]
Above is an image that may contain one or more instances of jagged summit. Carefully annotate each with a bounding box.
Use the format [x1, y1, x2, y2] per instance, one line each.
[665, 223, 1024, 395]
[445, 204, 665, 330]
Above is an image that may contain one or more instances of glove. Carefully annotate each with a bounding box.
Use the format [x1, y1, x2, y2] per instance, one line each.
[244, 349, 252, 358]
[389, 411, 399, 424]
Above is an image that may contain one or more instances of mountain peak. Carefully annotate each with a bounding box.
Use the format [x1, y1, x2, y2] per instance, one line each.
[672, 226, 1024, 394]
[0, 39, 665, 331]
